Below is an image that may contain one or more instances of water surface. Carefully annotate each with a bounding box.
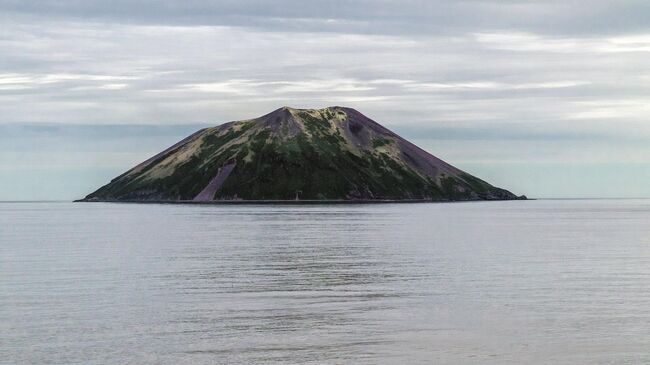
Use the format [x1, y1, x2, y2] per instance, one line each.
[2, 200, 650, 364]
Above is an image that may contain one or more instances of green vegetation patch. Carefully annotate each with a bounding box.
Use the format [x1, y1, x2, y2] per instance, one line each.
[215, 128, 437, 200]
[372, 137, 392, 148]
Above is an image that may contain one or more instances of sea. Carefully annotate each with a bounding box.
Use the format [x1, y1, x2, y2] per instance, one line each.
[2, 200, 650, 364]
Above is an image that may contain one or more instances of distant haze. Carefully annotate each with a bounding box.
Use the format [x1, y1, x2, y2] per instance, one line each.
[1, 1, 649, 200]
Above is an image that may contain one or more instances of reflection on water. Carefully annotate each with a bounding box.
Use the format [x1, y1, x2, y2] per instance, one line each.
[2, 200, 650, 364]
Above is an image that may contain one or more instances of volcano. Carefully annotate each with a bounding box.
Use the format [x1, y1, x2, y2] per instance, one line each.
[80, 106, 524, 202]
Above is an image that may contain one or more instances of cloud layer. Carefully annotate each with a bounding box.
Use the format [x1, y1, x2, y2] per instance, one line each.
[1, 0, 649, 199]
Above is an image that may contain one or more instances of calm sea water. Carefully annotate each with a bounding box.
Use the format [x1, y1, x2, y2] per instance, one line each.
[2, 200, 650, 364]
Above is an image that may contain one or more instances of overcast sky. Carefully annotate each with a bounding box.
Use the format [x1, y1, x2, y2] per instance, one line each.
[1, 0, 650, 200]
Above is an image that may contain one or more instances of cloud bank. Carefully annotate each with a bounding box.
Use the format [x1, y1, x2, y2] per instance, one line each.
[1, 0, 649, 199]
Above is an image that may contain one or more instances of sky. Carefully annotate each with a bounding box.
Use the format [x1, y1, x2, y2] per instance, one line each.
[1, 0, 650, 200]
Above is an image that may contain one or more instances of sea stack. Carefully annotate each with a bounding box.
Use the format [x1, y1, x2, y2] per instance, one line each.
[80, 106, 524, 202]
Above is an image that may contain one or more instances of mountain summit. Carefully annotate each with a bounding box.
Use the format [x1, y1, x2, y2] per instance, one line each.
[81, 106, 524, 202]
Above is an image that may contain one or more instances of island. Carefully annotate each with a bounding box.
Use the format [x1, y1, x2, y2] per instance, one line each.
[78, 106, 525, 202]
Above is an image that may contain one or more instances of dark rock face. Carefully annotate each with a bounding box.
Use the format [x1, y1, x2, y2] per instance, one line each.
[80, 106, 525, 202]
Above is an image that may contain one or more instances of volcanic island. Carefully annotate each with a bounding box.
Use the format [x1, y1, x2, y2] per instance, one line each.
[79, 106, 525, 203]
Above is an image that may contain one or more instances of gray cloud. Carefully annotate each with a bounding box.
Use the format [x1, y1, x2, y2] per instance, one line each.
[1, 20, 648, 130]
[0, 0, 649, 199]
[2, 0, 650, 36]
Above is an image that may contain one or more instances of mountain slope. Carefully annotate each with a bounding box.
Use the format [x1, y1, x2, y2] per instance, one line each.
[81, 106, 524, 202]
